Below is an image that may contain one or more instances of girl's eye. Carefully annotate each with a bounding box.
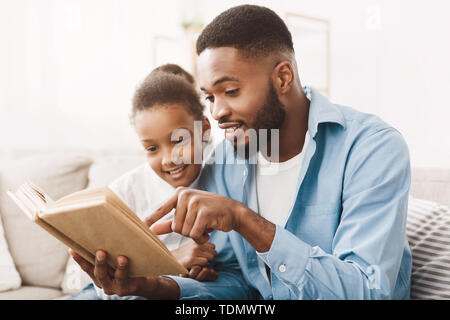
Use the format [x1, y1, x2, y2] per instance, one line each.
[225, 89, 239, 96]
[205, 95, 214, 103]
[173, 135, 190, 145]
[174, 137, 183, 144]
[146, 146, 157, 152]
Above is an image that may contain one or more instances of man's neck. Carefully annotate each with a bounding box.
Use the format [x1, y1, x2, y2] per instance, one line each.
[277, 90, 310, 162]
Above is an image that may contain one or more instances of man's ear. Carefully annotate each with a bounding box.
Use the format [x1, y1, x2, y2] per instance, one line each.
[201, 116, 211, 142]
[272, 61, 294, 95]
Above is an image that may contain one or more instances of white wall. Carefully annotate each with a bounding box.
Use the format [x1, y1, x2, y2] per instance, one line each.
[0, 0, 186, 153]
[1, 0, 449, 168]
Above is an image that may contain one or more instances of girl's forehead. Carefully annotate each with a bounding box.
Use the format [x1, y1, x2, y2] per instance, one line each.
[134, 105, 196, 141]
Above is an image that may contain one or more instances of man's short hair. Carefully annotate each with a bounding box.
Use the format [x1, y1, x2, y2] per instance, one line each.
[196, 5, 294, 58]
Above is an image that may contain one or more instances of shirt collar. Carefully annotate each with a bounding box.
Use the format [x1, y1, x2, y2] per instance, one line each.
[304, 86, 346, 138]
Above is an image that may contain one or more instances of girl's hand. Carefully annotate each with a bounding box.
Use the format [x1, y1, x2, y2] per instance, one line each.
[180, 265, 218, 282]
[171, 240, 216, 269]
[171, 240, 219, 282]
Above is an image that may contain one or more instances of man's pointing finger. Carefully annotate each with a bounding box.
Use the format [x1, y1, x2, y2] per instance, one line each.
[145, 189, 181, 226]
[150, 220, 173, 235]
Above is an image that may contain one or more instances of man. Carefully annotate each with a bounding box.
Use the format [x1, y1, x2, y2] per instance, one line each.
[72, 5, 412, 299]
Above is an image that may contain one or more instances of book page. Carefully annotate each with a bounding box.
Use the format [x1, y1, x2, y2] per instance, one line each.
[7, 182, 49, 219]
[20, 182, 48, 212]
[27, 181, 55, 205]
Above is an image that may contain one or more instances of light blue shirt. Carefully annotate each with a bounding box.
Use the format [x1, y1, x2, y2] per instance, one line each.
[167, 87, 412, 300]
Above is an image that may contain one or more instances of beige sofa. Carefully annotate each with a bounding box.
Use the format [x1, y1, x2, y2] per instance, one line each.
[0, 150, 449, 299]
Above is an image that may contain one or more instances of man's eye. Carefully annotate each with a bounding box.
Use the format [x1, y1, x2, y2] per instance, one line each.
[205, 95, 214, 103]
[225, 89, 240, 96]
[146, 146, 157, 152]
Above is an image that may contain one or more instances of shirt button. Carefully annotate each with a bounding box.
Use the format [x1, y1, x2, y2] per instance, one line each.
[278, 264, 287, 273]
[243, 169, 247, 177]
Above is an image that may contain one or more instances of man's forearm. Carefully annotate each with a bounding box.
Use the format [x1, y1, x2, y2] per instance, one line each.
[136, 276, 180, 299]
[234, 205, 276, 253]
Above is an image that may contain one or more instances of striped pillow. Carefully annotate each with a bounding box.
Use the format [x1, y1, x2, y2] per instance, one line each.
[407, 196, 450, 299]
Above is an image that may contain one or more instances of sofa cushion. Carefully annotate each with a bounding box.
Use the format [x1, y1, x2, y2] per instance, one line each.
[411, 168, 450, 207]
[407, 196, 450, 299]
[0, 285, 64, 300]
[87, 154, 146, 188]
[0, 153, 93, 289]
[0, 209, 21, 292]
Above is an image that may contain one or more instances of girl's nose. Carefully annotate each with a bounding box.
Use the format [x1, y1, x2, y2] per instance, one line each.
[161, 146, 183, 167]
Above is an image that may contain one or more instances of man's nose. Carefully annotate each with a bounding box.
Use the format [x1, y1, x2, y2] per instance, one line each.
[210, 97, 232, 121]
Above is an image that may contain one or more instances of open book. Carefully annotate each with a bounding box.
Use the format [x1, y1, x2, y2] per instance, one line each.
[7, 182, 187, 277]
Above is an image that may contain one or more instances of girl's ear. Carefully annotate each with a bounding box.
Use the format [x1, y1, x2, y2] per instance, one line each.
[202, 116, 211, 142]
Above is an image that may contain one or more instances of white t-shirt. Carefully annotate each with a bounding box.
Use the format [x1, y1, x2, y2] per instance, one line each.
[256, 131, 310, 284]
[94, 162, 194, 299]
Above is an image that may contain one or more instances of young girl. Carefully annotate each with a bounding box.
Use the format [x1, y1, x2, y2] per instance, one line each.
[72, 64, 218, 299]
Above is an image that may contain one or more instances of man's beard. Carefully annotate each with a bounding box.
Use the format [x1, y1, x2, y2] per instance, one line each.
[233, 81, 286, 159]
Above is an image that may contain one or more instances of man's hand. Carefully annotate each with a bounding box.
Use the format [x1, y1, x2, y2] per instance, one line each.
[69, 249, 180, 299]
[146, 187, 246, 244]
[146, 187, 276, 253]
[171, 240, 218, 282]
